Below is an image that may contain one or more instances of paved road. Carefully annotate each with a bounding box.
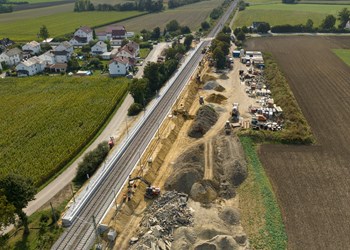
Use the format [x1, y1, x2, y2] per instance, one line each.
[23, 43, 168, 217]
[52, 1, 238, 249]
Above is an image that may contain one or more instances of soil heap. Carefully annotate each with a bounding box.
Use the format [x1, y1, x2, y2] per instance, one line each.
[188, 105, 218, 138]
[203, 81, 225, 92]
[205, 93, 227, 104]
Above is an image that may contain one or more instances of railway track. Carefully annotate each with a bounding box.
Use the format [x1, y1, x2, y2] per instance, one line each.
[52, 1, 238, 249]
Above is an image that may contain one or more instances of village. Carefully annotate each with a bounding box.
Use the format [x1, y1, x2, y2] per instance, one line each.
[0, 25, 140, 77]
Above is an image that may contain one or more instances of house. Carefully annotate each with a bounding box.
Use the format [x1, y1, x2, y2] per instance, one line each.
[0, 38, 14, 53]
[38, 50, 55, 65]
[0, 48, 22, 66]
[251, 22, 266, 31]
[345, 20, 350, 30]
[97, 25, 127, 45]
[91, 41, 107, 55]
[47, 63, 67, 73]
[125, 41, 139, 57]
[16, 56, 45, 76]
[22, 41, 41, 55]
[70, 26, 93, 46]
[109, 56, 134, 76]
[53, 41, 73, 63]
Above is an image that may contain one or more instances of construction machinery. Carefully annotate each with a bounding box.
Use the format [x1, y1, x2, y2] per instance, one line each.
[199, 96, 204, 105]
[128, 176, 161, 199]
[231, 103, 239, 122]
[224, 120, 232, 135]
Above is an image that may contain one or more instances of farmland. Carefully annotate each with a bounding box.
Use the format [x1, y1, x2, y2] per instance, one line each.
[0, 9, 144, 41]
[110, 0, 224, 32]
[246, 36, 350, 249]
[0, 76, 128, 186]
[233, 3, 350, 28]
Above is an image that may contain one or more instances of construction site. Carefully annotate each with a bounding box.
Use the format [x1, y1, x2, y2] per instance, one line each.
[94, 46, 275, 249]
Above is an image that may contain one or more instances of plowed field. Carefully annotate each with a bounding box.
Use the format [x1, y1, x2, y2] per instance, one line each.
[246, 36, 350, 249]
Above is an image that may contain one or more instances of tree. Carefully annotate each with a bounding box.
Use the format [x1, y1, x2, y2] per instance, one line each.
[218, 41, 230, 55]
[39, 25, 49, 40]
[242, 26, 249, 33]
[236, 30, 246, 41]
[143, 62, 160, 92]
[151, 27, 161, 40]
[305, 19, 314, 31]
[320, 14, 336, 30]
[67, 57, 80, 71]
[93, 29, 97, 40]
[121, 39, 129, 47]
[184, 35, 193, 51]
[213, 47, 226, 69]
[128, 78, 150, 104]
[0, 192, 15, 233]
[222, 26, 231, 34]
[216, 32, 231, 44]
[166, 20, 180, 32]
[257, 22, 270, 33]
[201, 21, 210, 31]
[180, 26, 191, 34]
[0, 174, 36, 235]
[338, 8, 350, 29]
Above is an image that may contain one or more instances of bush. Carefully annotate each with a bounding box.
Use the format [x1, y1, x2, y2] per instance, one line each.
[74, 141, 110, 185]
[128, 103, 143, 116]
[40, 214, 49, 223]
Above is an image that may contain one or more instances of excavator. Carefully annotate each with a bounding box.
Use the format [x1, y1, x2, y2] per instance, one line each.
[128, 176, 161, 199]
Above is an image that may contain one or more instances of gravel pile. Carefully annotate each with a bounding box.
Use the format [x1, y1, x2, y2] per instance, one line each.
[188, 105, 219, 138]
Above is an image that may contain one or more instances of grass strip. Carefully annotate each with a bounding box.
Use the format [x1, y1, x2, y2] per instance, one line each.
[238, 136, 287, 250]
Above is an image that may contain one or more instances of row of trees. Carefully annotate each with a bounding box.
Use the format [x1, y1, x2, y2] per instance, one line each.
[168, 0, 201, 9]
[128, 38, 192, 115]
[211, 28, 231, 69]
[139, 20, 191, 41]
[74, 0, 163, 12]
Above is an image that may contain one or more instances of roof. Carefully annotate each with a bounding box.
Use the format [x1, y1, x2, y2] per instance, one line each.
[93, 41, 107, 48]
[49, 63, 67, 69]
[77, 26, 92, 34]
[126, 41, 139, 51]
[53, 50, 68, 56]
[18, 56, 42, 67]
[0, 38, 14, 47]
[71, 36, 87, 43]
[119, 45, 136, 56]
[112, 29, 126, 37]
[59, 41, 72, 49]
[6, 47, 22, 57]
[26, 41, 40, 47]
[110, 56, 129, 65]
[106, 25, 126, 33]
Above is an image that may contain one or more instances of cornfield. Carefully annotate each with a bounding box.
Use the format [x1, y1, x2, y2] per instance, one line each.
[0, 76, 128, 186]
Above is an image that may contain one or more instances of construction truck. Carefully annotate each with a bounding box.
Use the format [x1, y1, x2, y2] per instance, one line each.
[231, 103, 239, 123]
[128, 176, 161, 199]
[199, 96, 204, 105]
[224, 120, 232, 135]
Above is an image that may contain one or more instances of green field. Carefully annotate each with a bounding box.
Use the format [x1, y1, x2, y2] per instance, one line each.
[0, 76, 128, 186]
[333, 49, 350, 66]
[112, 0, 224, 32]
[234, 3, 350, 27]
[0, 9, 144, 41]
[10, 0, 67, 3]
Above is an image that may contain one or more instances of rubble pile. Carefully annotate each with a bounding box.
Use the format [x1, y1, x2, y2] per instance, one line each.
[129, 191, 193, 250]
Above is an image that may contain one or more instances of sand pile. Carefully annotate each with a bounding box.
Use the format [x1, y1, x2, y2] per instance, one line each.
[205, 93, 227, 104]
[190, 180, 219, 203]
[188, 105, 218, 138]
[219, 207, 240, 225]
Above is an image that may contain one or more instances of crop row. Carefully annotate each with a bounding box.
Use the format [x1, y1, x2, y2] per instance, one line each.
[0, 76, 128, 186]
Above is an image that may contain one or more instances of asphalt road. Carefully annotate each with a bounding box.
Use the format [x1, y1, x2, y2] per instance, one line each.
[52, 1, 238, 248]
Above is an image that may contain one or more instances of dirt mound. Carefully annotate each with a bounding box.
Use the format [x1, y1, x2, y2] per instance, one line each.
[188, 105, 219, 138]
[219, 207, 240, 225]
[165, 166, 203, 194]
[214, 85, 225, 92]
[194, 242, 217, 250]
[203, 81, 222, 90]
[224, 160, 248, 187]
[205, 93, 227, 104]
[197, 225, 230, 240]
[190, 180, 218, 203]
[210, 235, 239, 250]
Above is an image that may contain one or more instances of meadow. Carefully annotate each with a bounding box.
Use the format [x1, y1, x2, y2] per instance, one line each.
[333, 49, 350, 66]
[112, 0, 224, 32]
[0, 9, 145, 41]
[0, 76, 128, 186]
[233, 3, 350, 27]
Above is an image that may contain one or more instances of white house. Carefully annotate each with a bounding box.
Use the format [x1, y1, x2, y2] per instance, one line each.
[91, 41, 107, 56]
[97, 25, 126, 43]
[345, 20, 350, 30]
[22, 41, 41, 55]
[16, 56, 45, 76]
[54, 41, 73, 63]
[109, 57, 130, 76]
[116, 46, 136, 59]
[38, 50, 55, 65]
[125, 41, 139, 56]
[70, 26, 93, 46]
[0, 48, 22, 66]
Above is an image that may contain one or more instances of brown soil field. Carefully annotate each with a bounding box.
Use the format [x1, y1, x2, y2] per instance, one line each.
[246, 36, 350, 250]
